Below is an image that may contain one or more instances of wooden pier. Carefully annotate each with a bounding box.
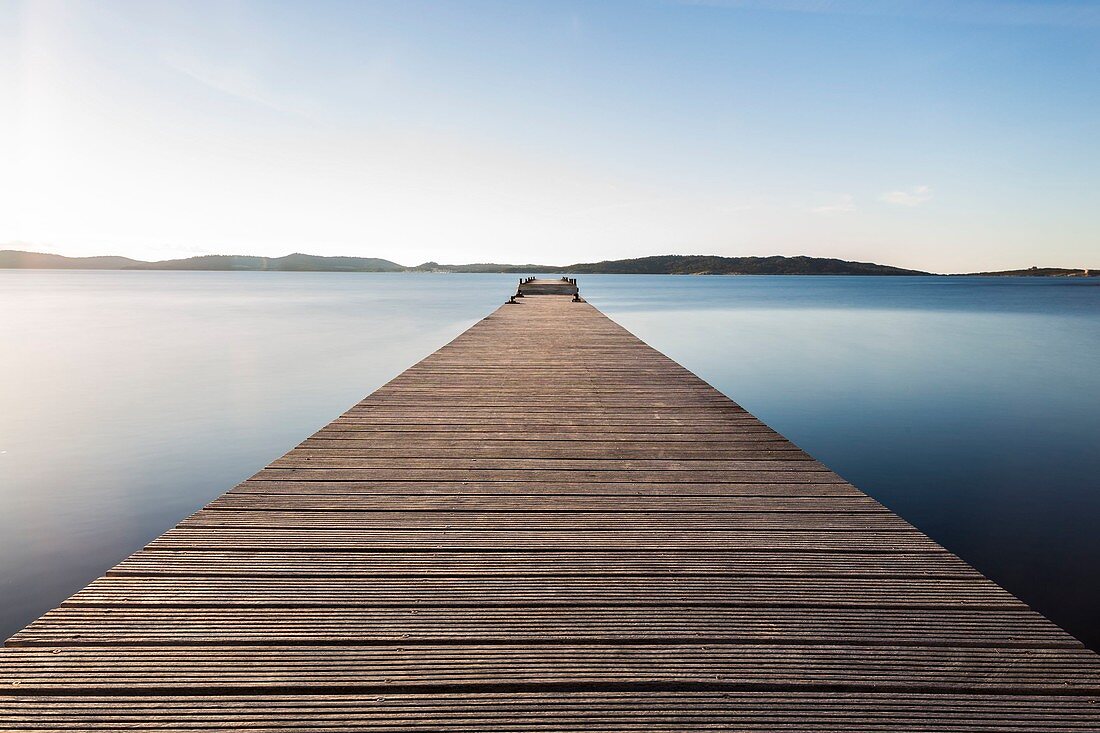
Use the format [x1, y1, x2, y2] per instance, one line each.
[2, 282, 1099, 730]
[517, 276, 579, 296]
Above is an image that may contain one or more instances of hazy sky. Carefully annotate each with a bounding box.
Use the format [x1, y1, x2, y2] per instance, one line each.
[3, 0, 1098, 271]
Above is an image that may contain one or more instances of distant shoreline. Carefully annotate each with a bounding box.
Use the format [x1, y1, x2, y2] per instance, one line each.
[1, 249, 1095, 277]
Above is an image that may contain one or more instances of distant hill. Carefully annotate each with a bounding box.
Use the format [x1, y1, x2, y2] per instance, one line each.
[409, 253, 924, 272]
[133, 253, 405, 272]
[0, 250, 143, 269]
[956, 266, 1096, 277]
[557, 255, 928, 276]
[0, 250, 404, 272]
[4, 249, 1095, 276]
[412, 255, 927, 275]
[412, 261, 561, 273]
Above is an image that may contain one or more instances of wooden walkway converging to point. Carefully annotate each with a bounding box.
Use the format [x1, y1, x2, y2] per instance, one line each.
[3, 283, 1099, 729]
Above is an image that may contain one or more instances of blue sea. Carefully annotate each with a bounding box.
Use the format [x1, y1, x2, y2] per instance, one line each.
[2, 271, 1098, 647]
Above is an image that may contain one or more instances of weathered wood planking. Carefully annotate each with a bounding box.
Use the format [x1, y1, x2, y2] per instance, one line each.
[2, 289, 1098, 731]
[5, 693, 1100, 732]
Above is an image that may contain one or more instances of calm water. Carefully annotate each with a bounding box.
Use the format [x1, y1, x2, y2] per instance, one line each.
[2, 272, 1098, 648]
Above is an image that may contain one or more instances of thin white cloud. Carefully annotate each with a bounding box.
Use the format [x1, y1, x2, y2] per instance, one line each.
[811, 193, 856, 215]
[880, 185, 932, 207]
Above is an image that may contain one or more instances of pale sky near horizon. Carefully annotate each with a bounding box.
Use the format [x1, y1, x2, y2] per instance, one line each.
[2, 0, 1098, 272]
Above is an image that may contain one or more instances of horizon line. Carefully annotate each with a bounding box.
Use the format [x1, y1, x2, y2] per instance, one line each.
[2, 247, 1096, 277]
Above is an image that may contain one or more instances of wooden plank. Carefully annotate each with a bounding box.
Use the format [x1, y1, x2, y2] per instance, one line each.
[2, 644, 1098, 694]
[318, 423, 785, 435]
[304, 435, 793, 446]
[107, 549, 978, 578]
[59, 575, 1024, 609]
[290, 445, 807, 459]
[176, 509, 910, 531]
[251, 469, 844, 483]
[3, 693, 1099, 732]
[11, 607, 1073, 648]
[266, 457, 824, 469]
[230, 479, 862, 496]
[2, 289, 1096, 730]
[206, 494, 885, 511]
[146, 527, 944, 551]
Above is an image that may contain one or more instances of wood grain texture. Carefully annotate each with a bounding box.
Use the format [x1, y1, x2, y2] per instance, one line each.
[4, 693, 1100, 732]
[2, 291, 1097, 729]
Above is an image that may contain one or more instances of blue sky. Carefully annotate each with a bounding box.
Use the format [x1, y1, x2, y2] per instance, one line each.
[3, 0, 1098, 271]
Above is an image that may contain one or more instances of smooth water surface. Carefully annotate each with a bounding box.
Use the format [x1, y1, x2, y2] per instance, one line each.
[2, 272, 1098, 648]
